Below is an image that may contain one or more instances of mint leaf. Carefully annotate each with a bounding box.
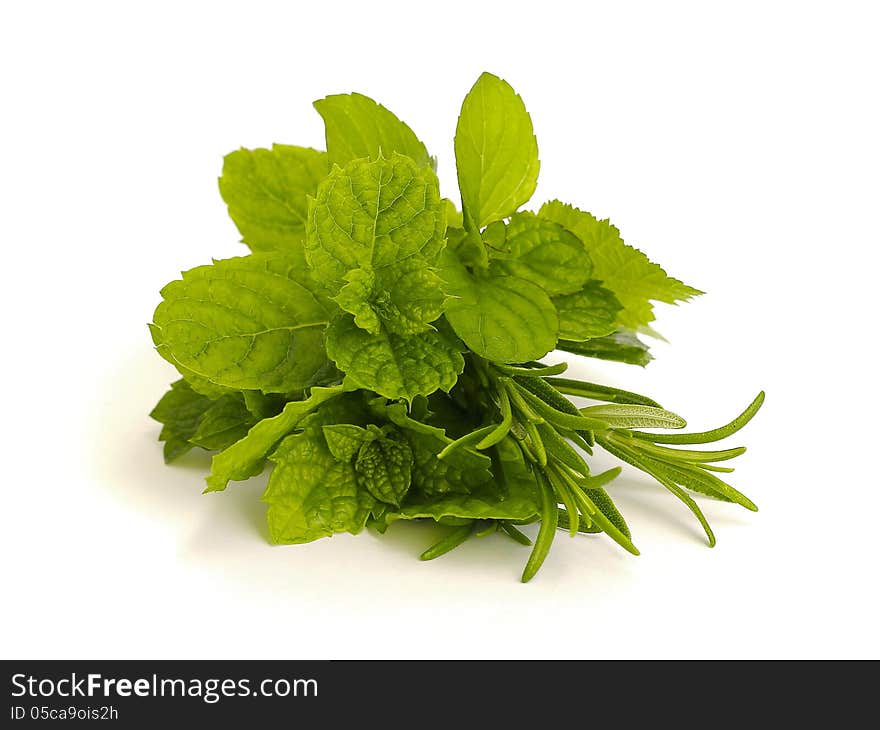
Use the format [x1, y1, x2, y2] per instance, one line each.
[322, 424, 372, 462]
[173, 365, 239, 399]
[149, 379, 215, 462]
[150, 253, 334, 393]
[325, 315, 464, 401]
[334, 261, 446, 336]
[333, 269, 383, 334]
[488, 212, 592, 296]
[218, 145, 328, 255]
[405, 431, 493, 497]
[242, 391, 285, 420]
[313, 93, 431, 169]
[368, 398, 492, 495]
[264, 429, 374, 545]
[369, 260, 446, 335]
[455, 72, 539, 230]
[553, 281, 622, 341]
[354, 436, 413, 506]
[205, 385, 347, 492]
[306, 153, 446, 334]
[539, 201, 702, 330]
[189, 394, 254, 451]
[439, 249, 558, 363]
[388, 448, 538, 523]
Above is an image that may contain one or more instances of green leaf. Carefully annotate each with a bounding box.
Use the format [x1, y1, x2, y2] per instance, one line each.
[151, 253, 334, 393]
[405, 428, 493, 497]
[242, 391, 286, 420]
[387, 452, 537, 523]
[553, 281, 622, 341]
[264, 429, 374, 545]
[149, 379, 215, 462]
[558, 330, 653, 367]
[204, 385, 347, 492]
[218, 145, 328, 255]
[372, 397, 489, 488]
[488, 212, 592, 296]
[322, 424, 372, 462]
[306, 154, 446, 333]
[439, 249, 558, 363]
[325, 314, 464, 401]
[334, 261, 446, 336]
[354, 437, 414, 506]
[455, 72, 539, 230]
[314, 92, 432, 170]
[586, 487, 631, 539]
[189, 395, 254, 451]
[332, 269, 382, 334]
[306, 154, 445, 288]
[539, 200, 702, 330]
[582, 404, 686, 430]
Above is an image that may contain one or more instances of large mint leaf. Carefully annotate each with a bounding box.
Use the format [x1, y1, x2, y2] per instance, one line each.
[306, 154, 446, 334]
[264, 429, 374, 545]
[151, 253, 334, 393]
[553, 281, 622, 341]
[313, 93, 432, 169]
[218, 145, 328, 255]
[539, 201, 702, 330]
[488, 212, 592, 296]
[439, 249, 558, 363]
[204, 385, 346, 492]
[149, 379, 215, 462]
[325, 315, 464, 401]
[455, 72, 539, 231]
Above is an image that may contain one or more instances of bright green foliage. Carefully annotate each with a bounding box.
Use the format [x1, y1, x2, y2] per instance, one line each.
[354, 436, 413, 507]
[439, 249, 558, 363]
[219, 145, 327, 255]
[204, 385, 347, 492]
[322, 424, 372, 462]
[314, 92, 432, 169]
[151, 253, 334, 393]
[150, 72, 763, 582]
[189, 395, 254, 451]
[553, 281, 622, 341]
[539, 201, 702, 331]
[455, 72, 539, 232]
[150, 379, 217, 462]
[325, 315, 464, 401]
[305, 154, 444, 294]
[488, 212, 592, 296]
[265, 428, 375, 544]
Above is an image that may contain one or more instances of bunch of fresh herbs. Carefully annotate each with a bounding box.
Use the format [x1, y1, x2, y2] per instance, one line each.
[149, 72, 763, 581]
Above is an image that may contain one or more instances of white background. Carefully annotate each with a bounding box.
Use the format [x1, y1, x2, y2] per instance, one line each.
[2, 1, 878, 659]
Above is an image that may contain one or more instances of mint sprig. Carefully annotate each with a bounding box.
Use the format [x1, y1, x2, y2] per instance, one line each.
[149, 71, 764, 582]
